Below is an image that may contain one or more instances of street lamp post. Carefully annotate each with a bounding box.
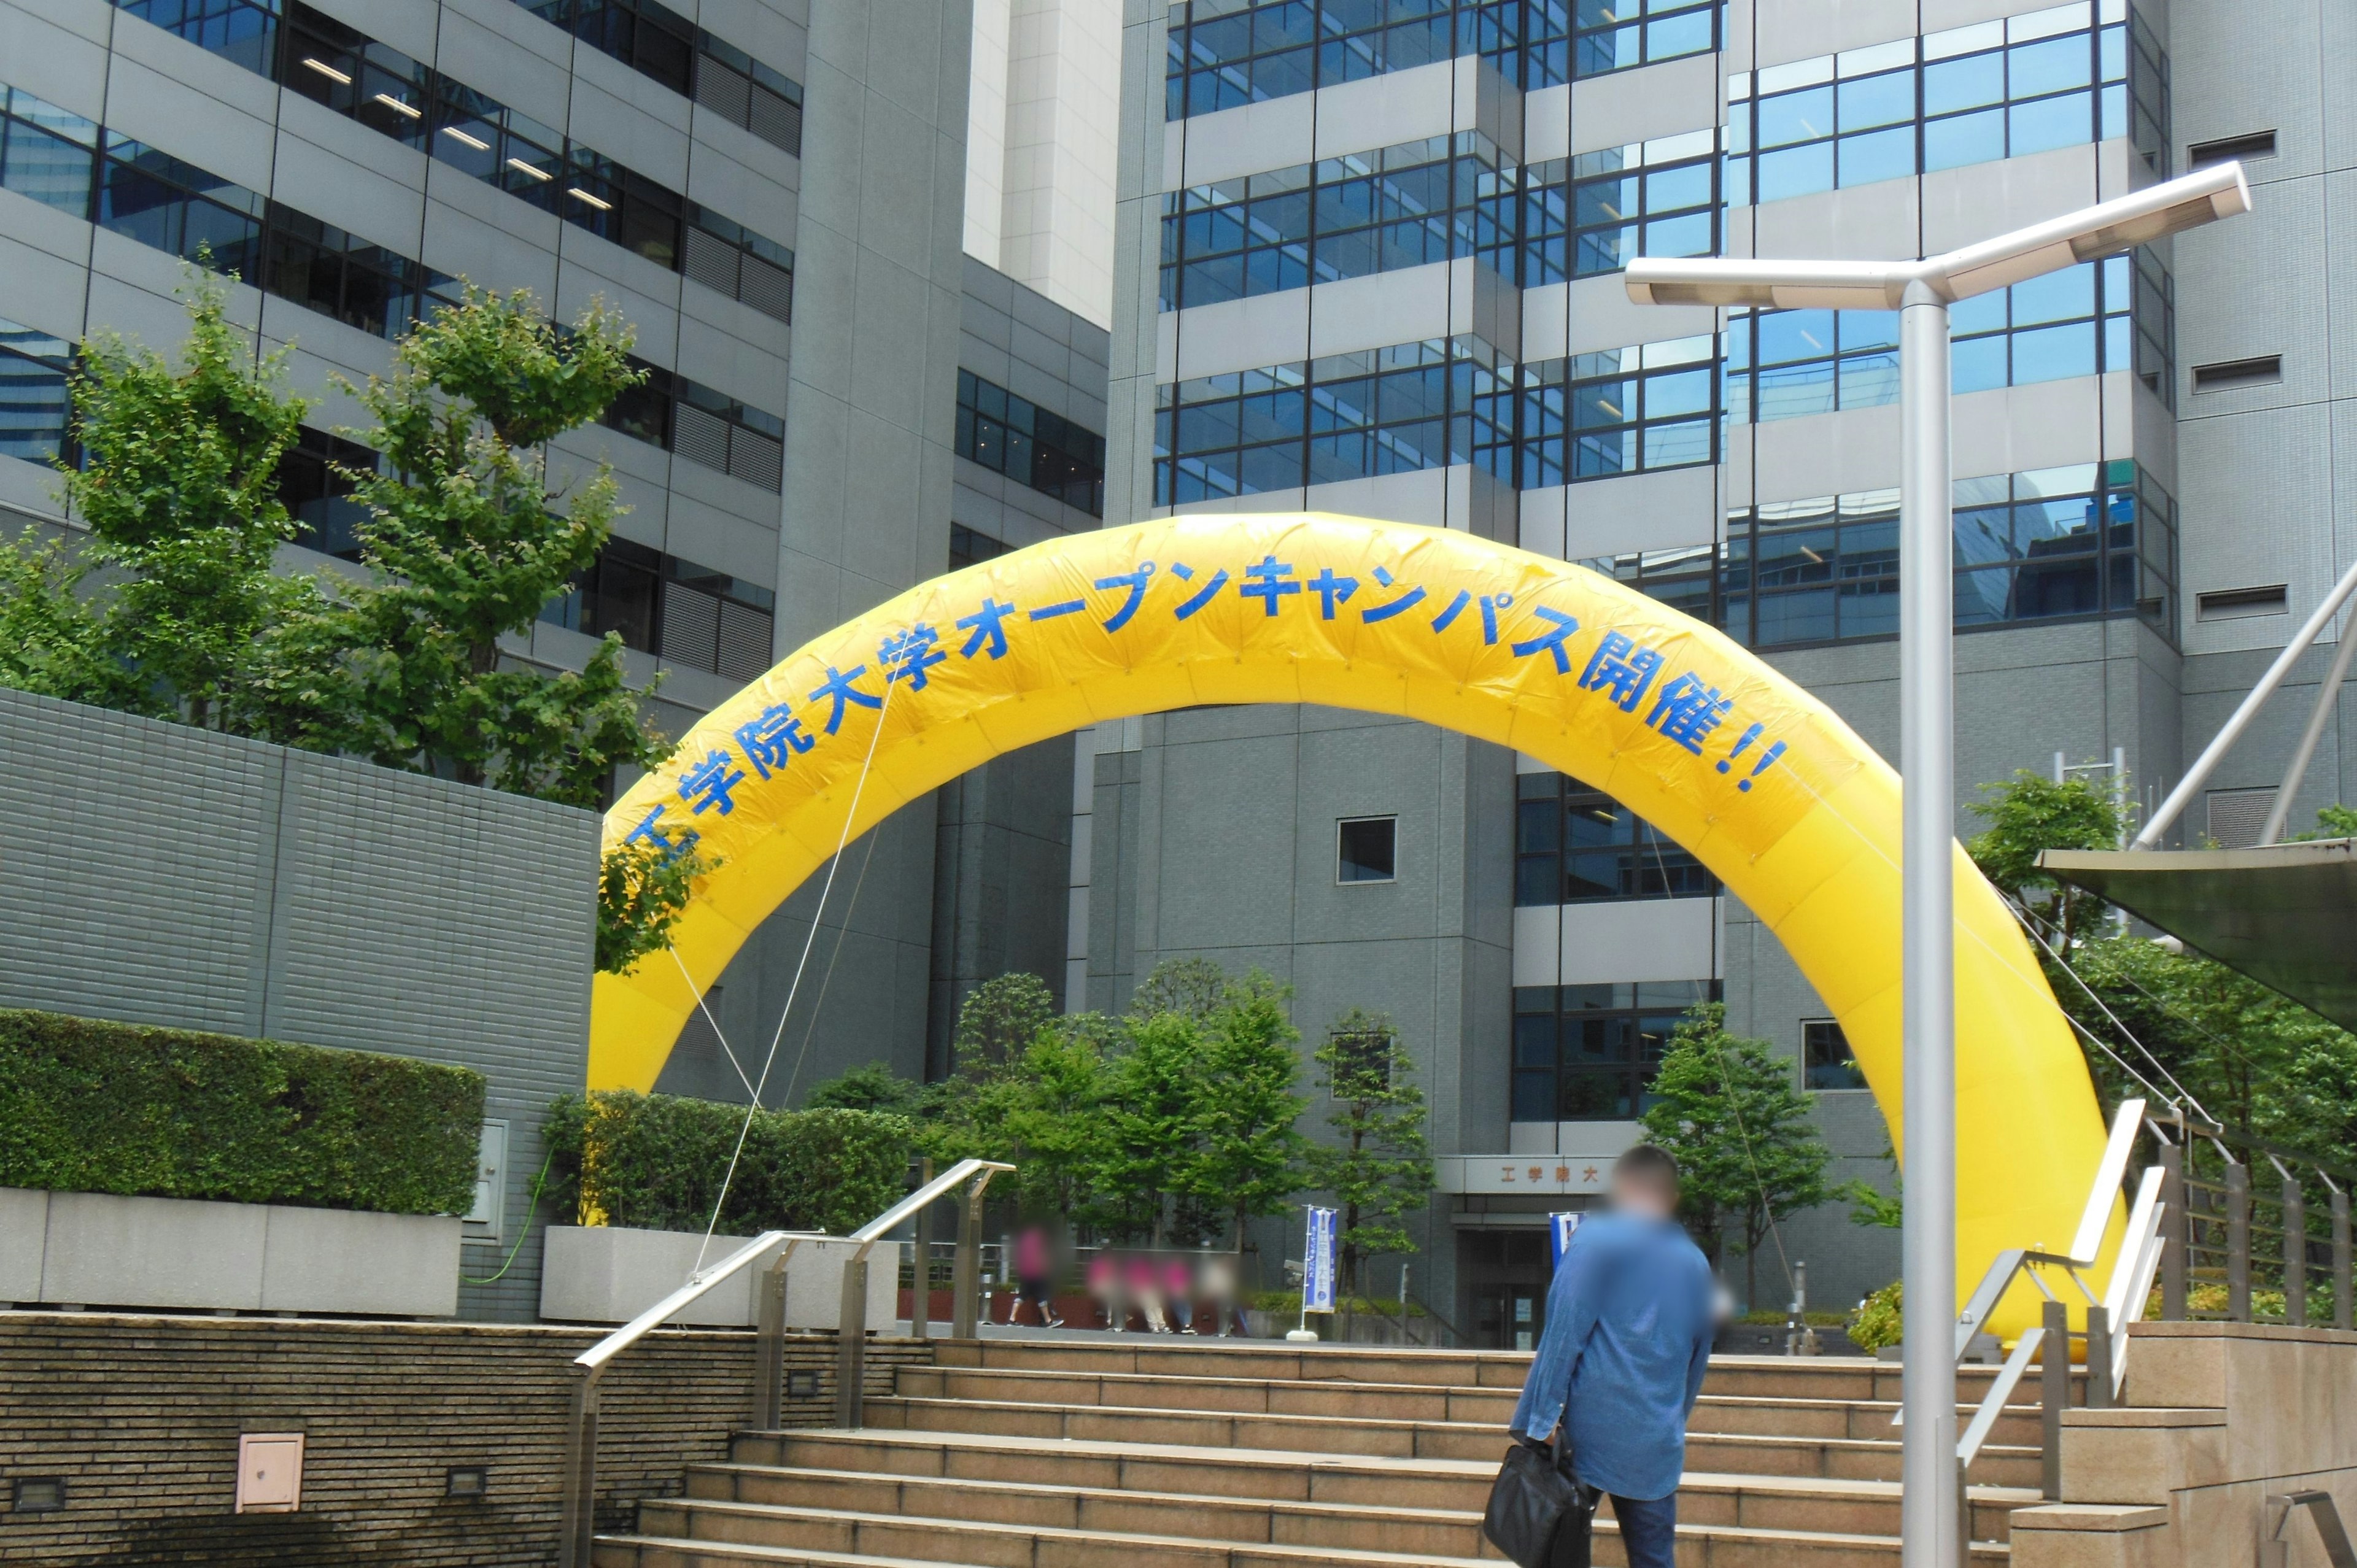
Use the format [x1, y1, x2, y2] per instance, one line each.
[1625, 162, 2251, 1568]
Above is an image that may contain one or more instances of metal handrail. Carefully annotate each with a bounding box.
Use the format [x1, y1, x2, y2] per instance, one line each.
[557, 1156, 1014, 1568]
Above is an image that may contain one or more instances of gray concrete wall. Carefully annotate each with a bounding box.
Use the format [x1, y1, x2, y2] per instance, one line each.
[1080, 701, 1516, 1315]
[0, 687, 597, 1323]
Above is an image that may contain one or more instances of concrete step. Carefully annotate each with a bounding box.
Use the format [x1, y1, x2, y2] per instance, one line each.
[857, 1395, 2045, 1489]
[607, 1497, 2011, 1567]
[891, 1365, 2045, 1449]
[703, 1441, 2040, 1541]
[926, 1338, 2073, 1408]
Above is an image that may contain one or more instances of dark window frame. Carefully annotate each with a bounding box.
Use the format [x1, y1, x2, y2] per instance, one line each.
[1336, 815, 1398, 884]
[1512, 980, 1721, 1122]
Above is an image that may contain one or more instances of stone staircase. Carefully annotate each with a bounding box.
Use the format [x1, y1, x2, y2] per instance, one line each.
[594, 1337, 2065, 1568]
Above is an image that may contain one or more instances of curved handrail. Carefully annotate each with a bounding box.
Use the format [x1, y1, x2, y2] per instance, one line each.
[851, 1157, 1014, 1249]
[559, 1156, 1015, 1568]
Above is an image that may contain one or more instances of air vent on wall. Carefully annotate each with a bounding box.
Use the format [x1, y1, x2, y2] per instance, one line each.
[2207, 786, 2280, 850]
[2197, 584, 2289, 620]
[2192, 355, 2283, 393]
[2189, 130, 2277, 168]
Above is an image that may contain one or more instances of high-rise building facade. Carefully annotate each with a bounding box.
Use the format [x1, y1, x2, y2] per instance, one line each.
[1095, 0, 2355, 1336]
[0, 0, 1109, 1168]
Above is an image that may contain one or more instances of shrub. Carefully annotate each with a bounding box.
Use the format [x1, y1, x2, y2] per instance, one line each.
[544, 1089, 911, 1236]
[1849, 1278, 1903, 1353]
[0, 1007, 482, 1215]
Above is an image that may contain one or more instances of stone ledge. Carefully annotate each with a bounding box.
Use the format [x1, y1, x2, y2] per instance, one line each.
[2010, 1504, 2170, 1532]
[2061, 1407, 2227, 1428]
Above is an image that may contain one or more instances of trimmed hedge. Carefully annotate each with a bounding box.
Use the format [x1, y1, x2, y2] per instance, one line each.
[544, 1089, 911, 1237]
[0, 1008, 484, 1215]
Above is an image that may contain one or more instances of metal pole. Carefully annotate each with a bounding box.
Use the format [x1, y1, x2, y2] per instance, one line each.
[2227, 1163, 2252, 1321]
[752, 1256, 788, 1429]
[2285, 1178, 2309, 1327]
[560, 1375, 600, 1568]
[2136, 552, 2357, 847]
[1898, 276, 1959, 1568]
[911, 1156, 934, 1339]
[2159, 1145, 2186, 1320]
[2259, 603, 2357, 844]
[2334, 1189, 2351, 1331]
[2084, 1305, 2113, 1411]
[2039, 1298, 2069, 1500]
[834, 1256, 869, 1427]
[953, 1178, 983, 1338]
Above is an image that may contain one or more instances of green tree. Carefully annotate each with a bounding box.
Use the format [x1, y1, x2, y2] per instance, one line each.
[1306, 1010, 1434, 1297]
[0, 263, 317, 727]
[1183, 971, 1310, 1248]
[283, 285, 664, 808]
[1641, 1003, 1830, 1308]
[595, 840, 712, 975]
[997, 1021, 1117, 1219]
[950, 971, 1059, 1073]
[2291, 804, 2357, 841]
[1096, 1010, 1210, 1243]
[803, 1061, 924, 1116]
[1966, 769, 2124, 950]
[1128, 956, 1230, 1023]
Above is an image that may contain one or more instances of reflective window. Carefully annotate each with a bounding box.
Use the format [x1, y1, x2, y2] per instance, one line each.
[1724, 251, 2174, 422]
[1584, 461, 2178, 649]
[0, 315, 74, 466]
[1154, 338, 1514, 504]
[1516, 334, 1716, 487]
[113, 0, 794, 322]
[1512, 981, 1719, 1121]
[540, 535, 778, 682]
[1803, 1020, 1867, 1091]
[1514, 775, 1717, 907]
[1165, 0, 1716, 119]
[1725, 0, 2167, 207]
[956, 371, 1106, 517]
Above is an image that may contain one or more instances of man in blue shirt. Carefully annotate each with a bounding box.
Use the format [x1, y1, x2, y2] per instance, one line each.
[1508, 1145, 1714, 1568]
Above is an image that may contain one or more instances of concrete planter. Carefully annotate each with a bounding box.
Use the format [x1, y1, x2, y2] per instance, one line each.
[539, 1225, 900, 1329]
[0, 1186, 461, 1316]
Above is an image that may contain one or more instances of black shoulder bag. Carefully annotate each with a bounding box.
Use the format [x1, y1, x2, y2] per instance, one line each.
[1480, 1435, 1598, 1568]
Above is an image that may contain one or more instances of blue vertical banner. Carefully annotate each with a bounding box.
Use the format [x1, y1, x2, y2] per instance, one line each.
[1549, 1211, 1584, 1270]
[1303, 1205, 1338, 1312]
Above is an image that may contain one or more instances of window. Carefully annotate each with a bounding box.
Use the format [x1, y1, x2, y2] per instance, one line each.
[1517, 335, 1717, 487]
[603, 359, 786, 492]
[956, 371, 1105, 517]
[1586, 462, 2179, 649]
[522, 0, 806, 156]
[2191, 355, 2280, 393]
[278, 425, 377, 559]
[0, 315, 73, 466]
[2196, 584, 2286, 621]
[1326, 1019, 1394, 1093]
[114, 0, 794, 322]
[1724, 1, 2167, 207]
[1515, 776, 1716, 906]
[1725, 252, 2175, 422]
[1165, 0, 1456, 120]
[1566, 129, 1719, 279]
[1337, 816, 1396, 882]
[1803, 1019, 1867, 1090]
[1512, 981, 1718, 1121]
[540, 536, 777, 681]
[950, 523, 1014, 571]
[1155, 337, 1514, 504]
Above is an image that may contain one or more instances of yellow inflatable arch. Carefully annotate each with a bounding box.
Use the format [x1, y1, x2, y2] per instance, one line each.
[595, 512, 2109, 1329]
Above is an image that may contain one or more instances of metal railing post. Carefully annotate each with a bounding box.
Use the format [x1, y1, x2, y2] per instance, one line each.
[2285, 1178, 2309, 1327]
[911, 1156, 934, 1339]
[2228, 1162, 2253, 1321]
[2159, 1145, 2187, 1321]
[2040, 1298, 2069, 1500]
[2084, 1304, 2113, 1410]
[952, 1176, 983, 1338]
[560, 1375, 601, 1568]
[2336, 1189, 2352, 1331]
[751, 1256, 788, 1429]
[834, 1256, 869, 1428]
